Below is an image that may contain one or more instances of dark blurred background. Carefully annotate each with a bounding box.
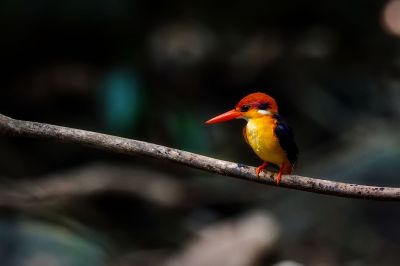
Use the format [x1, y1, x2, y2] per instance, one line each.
[1, 0, 400, 265]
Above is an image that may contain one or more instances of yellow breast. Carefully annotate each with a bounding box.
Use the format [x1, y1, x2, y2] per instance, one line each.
[245, 116, 287, 166]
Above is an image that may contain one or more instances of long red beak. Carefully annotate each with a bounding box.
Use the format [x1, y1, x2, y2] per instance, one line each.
[205, 109, 241, 124]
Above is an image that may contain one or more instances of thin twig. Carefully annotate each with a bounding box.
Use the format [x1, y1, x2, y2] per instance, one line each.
[1, 113, 399, 201]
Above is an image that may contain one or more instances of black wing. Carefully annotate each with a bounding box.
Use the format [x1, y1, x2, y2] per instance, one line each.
[273, 114, 298, 164]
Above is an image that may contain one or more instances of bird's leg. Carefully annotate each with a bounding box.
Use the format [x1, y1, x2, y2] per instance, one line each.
[276, 163, 285, 185]
[255, 162, 268, 176]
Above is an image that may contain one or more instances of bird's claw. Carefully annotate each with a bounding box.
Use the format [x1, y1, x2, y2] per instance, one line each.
[255, 162, 268, 176]
[276, 171, 282, 186]
[275, 163, 285, 186]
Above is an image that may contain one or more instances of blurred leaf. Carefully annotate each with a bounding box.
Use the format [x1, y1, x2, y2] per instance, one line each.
[0, 216, 105, 266]
[166, 113, 209, 153]
[98, 69, 144, 135]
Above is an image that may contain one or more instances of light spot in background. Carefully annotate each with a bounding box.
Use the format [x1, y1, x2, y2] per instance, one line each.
[295, 27, 335, 59]
[150, 22, 215, 67]
[230, 34, 282, 69]
[98, 69, 144, 134]
[382, 0, 400, 36]
[228, 33, 283, 81]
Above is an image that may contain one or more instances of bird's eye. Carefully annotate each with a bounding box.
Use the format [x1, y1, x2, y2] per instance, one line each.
[240, 105, 250, 112]
[258, 102, 270, 110]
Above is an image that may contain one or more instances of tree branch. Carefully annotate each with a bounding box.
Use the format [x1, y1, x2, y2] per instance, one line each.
[1, 113, 399, 201]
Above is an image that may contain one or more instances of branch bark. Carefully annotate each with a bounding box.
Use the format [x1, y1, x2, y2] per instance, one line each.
[1, 113, 399, 201]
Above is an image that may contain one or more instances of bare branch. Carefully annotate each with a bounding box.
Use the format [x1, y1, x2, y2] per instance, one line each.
[1, 113, 399, 201]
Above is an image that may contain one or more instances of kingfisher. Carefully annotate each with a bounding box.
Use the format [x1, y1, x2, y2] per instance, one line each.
[206, 92, 298, 185]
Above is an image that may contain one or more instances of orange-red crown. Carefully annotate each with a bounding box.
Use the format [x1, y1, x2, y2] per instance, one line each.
[235, 92, 278, 113]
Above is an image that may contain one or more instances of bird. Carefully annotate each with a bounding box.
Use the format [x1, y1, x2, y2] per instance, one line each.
[205, 92, 298, 185]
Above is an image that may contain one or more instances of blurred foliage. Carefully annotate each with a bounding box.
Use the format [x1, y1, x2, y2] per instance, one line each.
[0, 212, 105, 266]
[99, 69, 144, 135]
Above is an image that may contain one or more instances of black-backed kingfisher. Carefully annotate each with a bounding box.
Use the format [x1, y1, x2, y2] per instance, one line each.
[206, 92, 298, 185]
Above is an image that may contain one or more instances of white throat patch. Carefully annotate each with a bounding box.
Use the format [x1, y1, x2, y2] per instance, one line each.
[257, 110, 271, 115]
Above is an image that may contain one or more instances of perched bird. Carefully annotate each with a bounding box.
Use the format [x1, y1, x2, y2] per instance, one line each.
[206, 92, 298, 185]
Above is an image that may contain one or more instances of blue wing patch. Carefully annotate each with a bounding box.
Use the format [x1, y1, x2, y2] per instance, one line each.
[273, 114, 298, 164]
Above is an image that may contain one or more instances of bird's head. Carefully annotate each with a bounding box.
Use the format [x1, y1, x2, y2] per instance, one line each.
[206, 92, 278, 124]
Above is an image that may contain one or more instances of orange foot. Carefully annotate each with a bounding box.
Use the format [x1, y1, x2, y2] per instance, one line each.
[255, 162, 268, 176]
[276, 163, 285, 186]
